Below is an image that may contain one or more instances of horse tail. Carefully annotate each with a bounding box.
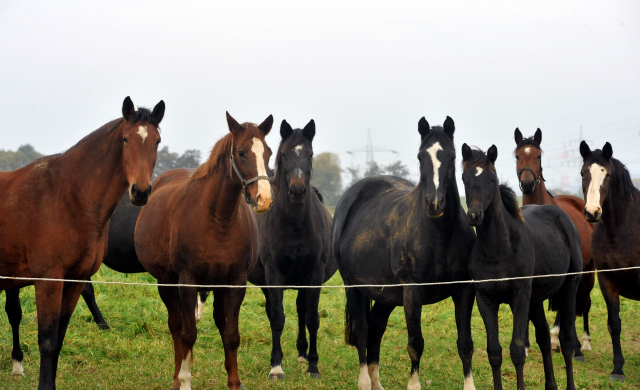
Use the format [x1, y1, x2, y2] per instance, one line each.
[344, 287, 370, 346]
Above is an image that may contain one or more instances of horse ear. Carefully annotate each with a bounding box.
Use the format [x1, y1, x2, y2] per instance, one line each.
[443, 116, 455, 139]
[122, 96, 135, 120]
[258, 114, 274, 136]
[418, 117, 430, 140]
[579, 141, 592, 159]
[226, 111, 244, 136]
[487, 145, 498, 164]
[534, 128, 542, 145]
[461, 143, 472, 161]
[303, 119, 316, 141]
[602, 142, 613, 160]
[514, 128, 523, 145]
[280, 120, 293, 140]
[152, 100, 165, 125]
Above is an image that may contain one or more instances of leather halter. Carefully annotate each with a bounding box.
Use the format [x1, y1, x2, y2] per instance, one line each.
[229, 140, 270, 205]
[517, 166, 541, 192]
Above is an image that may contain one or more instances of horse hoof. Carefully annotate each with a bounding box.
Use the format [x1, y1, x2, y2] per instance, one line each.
[97, 323, 110, 331]
[297, 356, 309, 364]
[269, 373, 285, 380]
[609, 374, 625, 382]
[573, 355, 585, 362]
[306, 371, 321, 379]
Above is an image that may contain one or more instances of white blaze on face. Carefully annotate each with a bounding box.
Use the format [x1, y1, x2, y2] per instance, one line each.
[294, 144, 304, 156]
[358, 365, 371, 390]
[585, 163, 607, 215]
[178, 350, 192, 390]
[524, 147, 531, 155]
[426, 142, 443, 192]
[294, 168, 303, 179]
[407, 371, 421, 390]
[251, 137, 272, 211]
[463, 372, 475, 390]
[475, 167, 483, 177]
[12, 359, 24, 377]
[137, 125, 148, 143]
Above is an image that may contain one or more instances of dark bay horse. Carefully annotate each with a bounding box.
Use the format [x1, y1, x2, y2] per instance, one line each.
[333, 117, 476, 390]
[579, 141, 640, 382]
[461, 144, 582, 390]
[247, 119, 336, 380]
[0, 96, 164, 389]
[514, 128, 595, 360]
[134, 113, 273, 390]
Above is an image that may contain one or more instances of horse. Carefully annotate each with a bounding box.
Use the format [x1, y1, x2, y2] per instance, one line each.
[0, 96, 164, 389]
[579, 141, 640, 382]
[247, 119, 336, 380]
[79, 193, 210, 330]
[514, 128, 595, 360]
[134, 112, 273, 390]
[461, 143, 582, 390]
[333, 117, 476, 390]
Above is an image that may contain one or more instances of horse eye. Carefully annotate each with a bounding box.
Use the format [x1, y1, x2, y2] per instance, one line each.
[155, 139, 161, 147]
[123, 137, 129, 144]
[537, 156, 541, 159]
[580, 172, 585, 178]
[281, 153, 287, 160]
[239, 151, 246, 158]
[605, 173, 610, 179]
[516, 156, 519, 160]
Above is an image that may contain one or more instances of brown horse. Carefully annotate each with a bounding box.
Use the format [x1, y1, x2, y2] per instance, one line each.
[0, 96, 164, 389]
[134, 112, 273, 390]
[514, 128, 595, 361]
[580, 141, 640, 382]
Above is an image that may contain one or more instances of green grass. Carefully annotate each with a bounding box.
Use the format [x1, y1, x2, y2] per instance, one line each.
[1, 268, 639, 389]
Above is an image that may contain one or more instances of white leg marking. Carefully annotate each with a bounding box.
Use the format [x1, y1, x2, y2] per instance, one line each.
[524, 147, 531, 155]
[582, 332, 592, 351]
[270, 364, 285, 379]
[358, 364, 372, 390]
[297, 356, 308, 363]
[178, 351, 192, 390]
[525, 346, 529, 358]
[426, 142, 443, 192]
[475, 167, 483, 176]
[368, 364, 384, 390]
[137, 125, 148, 143]
[12, 359, 24, 376]
[463, 372, 476, 390]
[407, 371, 421, 390]
[585, 163, 606, 215]
[550, 325, 560, 351]
[294, 144, 304, 156]
[251, 138, 273, 211]
[195, 294, 204, 324]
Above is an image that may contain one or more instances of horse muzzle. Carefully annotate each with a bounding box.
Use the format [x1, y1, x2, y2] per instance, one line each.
[288, 184, 307, 205]
[519, 179, 536, 195]
[425, 196, 445, 217]
[129, 183, 152, 206]
[467, 208, 484, 226]
[583, 207, 602, 222]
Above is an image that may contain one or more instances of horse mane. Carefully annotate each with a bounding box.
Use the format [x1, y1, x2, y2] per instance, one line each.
[129, 107, 161, 129]
[273, 129, 312, 189]
[500, 184, 523, 221]
[514, 136, 542, 152]
[610, 158, 640, 200]
[462, 148, 495, 173]
[190, 133, 233, 180]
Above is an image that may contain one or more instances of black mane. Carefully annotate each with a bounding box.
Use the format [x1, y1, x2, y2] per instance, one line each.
[499, 184, 523, 221]
[131, 107, 160, 128]
[515, 137, 542, 151]
[462, 148, 493, 172]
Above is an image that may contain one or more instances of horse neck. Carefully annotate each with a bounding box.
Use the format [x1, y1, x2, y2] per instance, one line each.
[475, 190, 515, 257]
[600, 184, 638, 233]
[60, 122, 129, 227]
[522, 179, 556, 206]
[198, 161, 244, 225]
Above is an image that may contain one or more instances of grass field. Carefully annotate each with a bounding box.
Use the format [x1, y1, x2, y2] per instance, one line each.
[0, 267, 639, 390]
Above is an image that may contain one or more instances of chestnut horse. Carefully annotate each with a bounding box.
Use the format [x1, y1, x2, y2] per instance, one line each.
[134, 113, 273, 390]
[0, 96, 163, 389]
[514, 128, 595, 360]
[580, 141, 640, 382]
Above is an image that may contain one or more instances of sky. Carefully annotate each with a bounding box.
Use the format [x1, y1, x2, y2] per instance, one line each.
[1, 1, 639, 193]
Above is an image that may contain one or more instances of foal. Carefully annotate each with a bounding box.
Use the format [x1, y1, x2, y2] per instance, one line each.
[0, 97, 163, 389]
[461, 144, 582, 390]
[580, 141, 640, 382]
[514, 128, 595, 359]
[248, 119, 336, 380]
[135, 113, 273, 390]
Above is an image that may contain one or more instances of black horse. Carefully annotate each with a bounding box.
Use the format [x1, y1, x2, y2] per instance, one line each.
[579, 141, 640, 382]
[333, 117, 476, 390]
[248, 119, 336, 380]
[461, 144, 582, 390]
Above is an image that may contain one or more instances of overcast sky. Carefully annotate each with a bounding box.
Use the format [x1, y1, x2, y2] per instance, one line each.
[1, 1, 638, 193]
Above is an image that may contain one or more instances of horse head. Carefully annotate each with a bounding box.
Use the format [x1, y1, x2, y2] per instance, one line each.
[461, 143, 499, 226]
[514, 128, 543, 194]
[276, 119, 315, 205]
[579, 141, 613, 222]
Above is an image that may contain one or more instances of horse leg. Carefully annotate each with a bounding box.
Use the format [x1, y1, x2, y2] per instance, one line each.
[556, 282, 578, 390]
[261, 288, 272, 322]
[295, 289, 308, 363]
[81, 279, 110, 330]
[403, 286, 424, 390]
[52, 282, 86, 380]
[550, 314, 561, 353]
[345, 287, 371, 390]
[177, 282, 198, 390]
[5, 288, 24, 376]
[579, 261, 595, 352]
[598, 274, 625, 382]
[158, 286, 183, 390]
[195, 291, 209, 324]
[266, 287, 286, 380]
[476, 293, 503, 390]
[304, 286, 322, 378]
[452, 285, 475, 390]
[215, 288, 245, 390]
[529, 301, 557, 390]
[366, 301, 394, 390]
[509, 298, 529, 390]
[33, 280, 64, 390]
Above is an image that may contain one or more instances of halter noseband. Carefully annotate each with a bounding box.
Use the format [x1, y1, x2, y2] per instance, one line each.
[517, 166, 542, 192]
[229, 141, 270, 205]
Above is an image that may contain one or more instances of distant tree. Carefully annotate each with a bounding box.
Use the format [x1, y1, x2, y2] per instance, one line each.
[0, 144, 44, 171]
[312, 152, 342, 206]
[153, 146, 202, 178]
[364, 161, 384, 177]
[384, 161, 409, 179]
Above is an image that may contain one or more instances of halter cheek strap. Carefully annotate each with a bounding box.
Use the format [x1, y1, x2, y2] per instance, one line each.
[517, 166, 542, 192]
[229, 141, 270, 205]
